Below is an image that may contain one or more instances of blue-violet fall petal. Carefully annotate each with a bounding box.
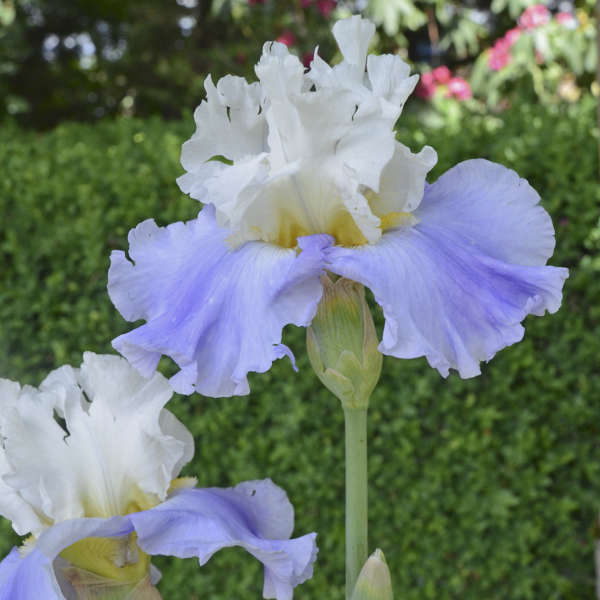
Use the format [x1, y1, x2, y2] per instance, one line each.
[0, 480, 317, 600]
[108, 205, 332, 397]
[0, 517, 133, 600]
[130, 480, 318, 600]
[325, 159, 569, 377]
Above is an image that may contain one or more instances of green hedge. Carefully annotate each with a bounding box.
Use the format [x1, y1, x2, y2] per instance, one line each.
[0, 96, 598, 599]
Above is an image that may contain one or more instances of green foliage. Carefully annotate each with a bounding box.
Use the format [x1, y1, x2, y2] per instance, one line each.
[0, 95, 599, 599]
[366, 0, 489, 60]
[0, 0, 344, 129]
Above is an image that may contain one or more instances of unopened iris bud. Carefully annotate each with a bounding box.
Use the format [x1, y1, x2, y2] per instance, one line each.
[307, 275, 382, 409]
[351, 549, 393, 600]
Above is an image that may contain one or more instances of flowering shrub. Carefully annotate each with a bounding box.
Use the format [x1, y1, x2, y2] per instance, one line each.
[416, 66, 472, 101]
[470, 3, 597, 106]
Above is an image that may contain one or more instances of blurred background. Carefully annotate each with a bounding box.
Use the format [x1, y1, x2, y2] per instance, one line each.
[0, 0, 599, 598]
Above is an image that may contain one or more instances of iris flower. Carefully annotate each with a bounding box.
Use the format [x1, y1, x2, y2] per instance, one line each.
[108, 16, 568, 398]
[0, 353, 317, 599]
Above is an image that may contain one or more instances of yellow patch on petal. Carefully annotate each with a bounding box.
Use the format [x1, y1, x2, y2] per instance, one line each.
[80, 486, 161, 520]
[379, 211, 417, 231]
[60, 534, 150, 583]
[168, 476, 198, 494]
[19, 535, 37, 558]
[275, 215, 310, 249]
[274, 209, 369, 248]
[329, 211, 369, 247]
[363, 188, 418, 233]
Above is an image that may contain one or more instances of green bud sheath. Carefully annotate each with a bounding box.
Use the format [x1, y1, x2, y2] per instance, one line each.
[60, 534, 161, 600]
[351, 549, 393, 600]
[307, 275, 382, 410]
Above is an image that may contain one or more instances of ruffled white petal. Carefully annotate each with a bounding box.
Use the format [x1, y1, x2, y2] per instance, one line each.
[365, 54, 419, 118]
[180, 74, 267, 171]
[310, 17, 417, 122]
[178, 16, 425, 249]
[0, 380, 46, 537]
[0, 355, 192, 538]
[332, 15, 375, 73]
[369, 142, 438, 216]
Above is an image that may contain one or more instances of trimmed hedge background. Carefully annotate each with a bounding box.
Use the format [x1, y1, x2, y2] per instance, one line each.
[0, 96, 599, 599]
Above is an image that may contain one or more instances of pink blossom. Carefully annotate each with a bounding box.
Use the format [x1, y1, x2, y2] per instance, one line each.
[446, 77, 472, 100]
[300, 0, 313, 7]
[302, 52, 313, 68]
[518, 4, 550, 29]
[432, 66, 452, 84]
[317, 0, 336, 17]
[276, 30, 296, 47]
[556, 12, 576, 27]
[415, 72, 436, 100]
[504, 27, 522, 46]
[488, 39, 511, 71]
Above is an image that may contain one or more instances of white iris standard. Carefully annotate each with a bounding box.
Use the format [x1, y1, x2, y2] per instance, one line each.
[0, 353, 317, 599]
[176, 16, 436, 249]
[108, 16, 567, 397]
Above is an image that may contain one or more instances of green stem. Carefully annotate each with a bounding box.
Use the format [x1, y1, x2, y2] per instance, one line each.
[596, 0, 600, 179]
[344, 407, 368, 599]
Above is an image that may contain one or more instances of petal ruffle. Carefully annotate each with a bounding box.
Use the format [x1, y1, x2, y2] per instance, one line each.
[415, 159, 558, 266]
[180, 74, 267, 170]
[109, 206, 331, 397]
[0, 481, 317, 600]
[130, 480, 317, 600]
[0, 354, 190, 534]
[325, 160, 568, 377]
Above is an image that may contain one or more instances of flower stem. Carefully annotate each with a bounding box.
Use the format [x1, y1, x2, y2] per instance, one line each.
[344, 406, 368, 599]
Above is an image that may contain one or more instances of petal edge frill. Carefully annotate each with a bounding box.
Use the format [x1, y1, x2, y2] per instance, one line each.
[325, 160, 568, 377]
[0, 481, 317, 600]
[130, 481, 318, 600]
[108, 207, 330, 397]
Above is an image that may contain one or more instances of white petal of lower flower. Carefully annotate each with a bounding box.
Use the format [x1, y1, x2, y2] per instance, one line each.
[0, 381, 45, 537]
[0, 354, 193, 537]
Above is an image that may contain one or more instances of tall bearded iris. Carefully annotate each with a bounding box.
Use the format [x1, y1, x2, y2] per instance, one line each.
[108, 16, 568, 398]
[0, 353, 317, 599]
